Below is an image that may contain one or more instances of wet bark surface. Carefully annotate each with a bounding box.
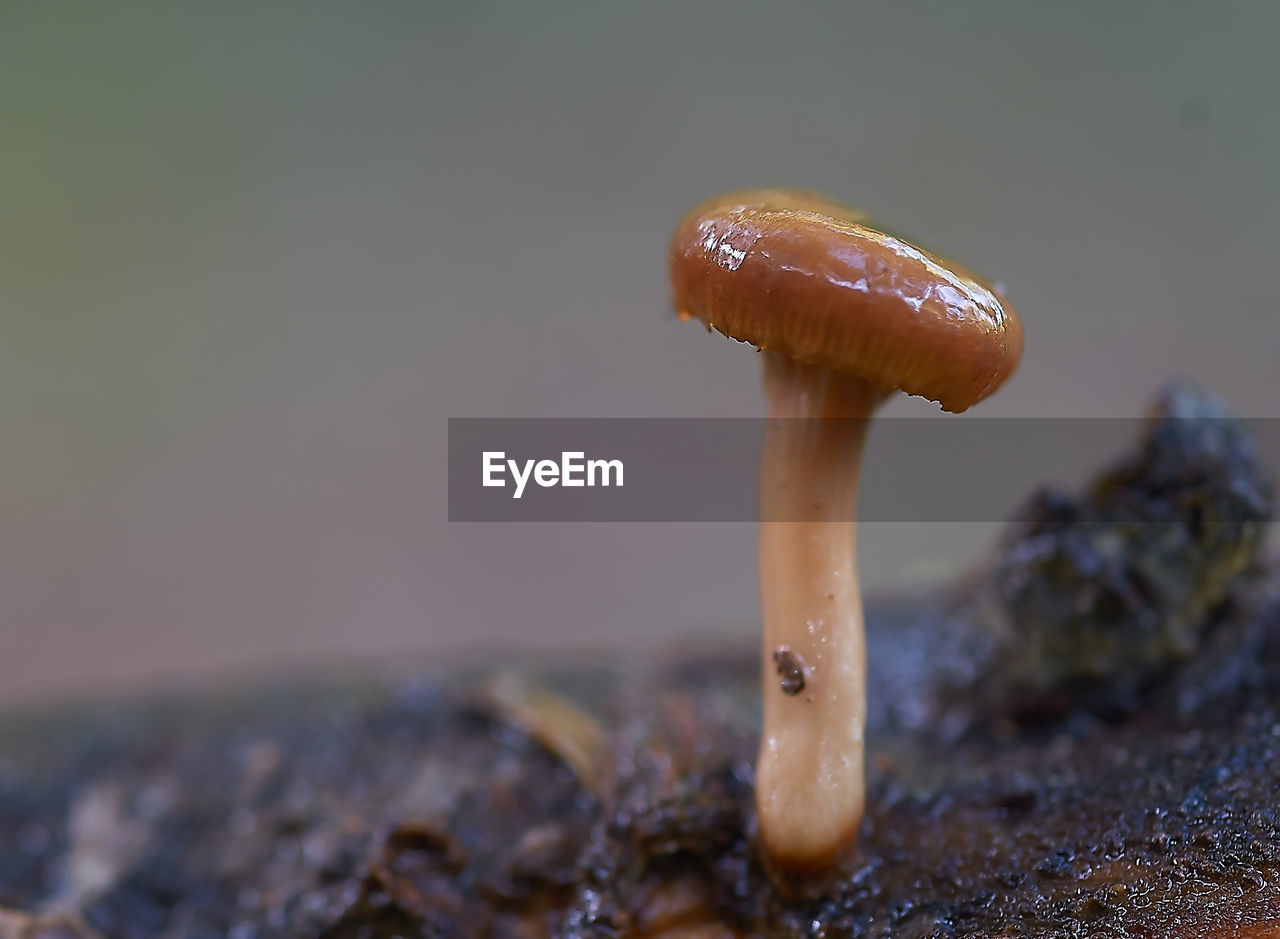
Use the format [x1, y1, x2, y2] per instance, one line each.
[2, 383, 1278, 938]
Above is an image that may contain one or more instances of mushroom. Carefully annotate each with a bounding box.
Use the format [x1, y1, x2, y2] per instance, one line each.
[668, 189, 1023, 888]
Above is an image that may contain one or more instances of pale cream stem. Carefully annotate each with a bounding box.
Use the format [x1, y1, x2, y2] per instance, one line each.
[755, 350, 885, 879]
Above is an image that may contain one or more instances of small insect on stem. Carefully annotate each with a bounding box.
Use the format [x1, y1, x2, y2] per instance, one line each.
[773, 647, 807, 696]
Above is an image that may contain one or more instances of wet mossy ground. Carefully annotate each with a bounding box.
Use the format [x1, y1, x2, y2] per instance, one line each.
[2, 384, 1278, 938]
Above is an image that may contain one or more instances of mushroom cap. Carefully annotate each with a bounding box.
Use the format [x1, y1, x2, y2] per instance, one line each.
[669, 189, 1024, 413]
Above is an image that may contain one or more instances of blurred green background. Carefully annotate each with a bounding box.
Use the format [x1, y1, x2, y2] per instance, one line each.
[2, 2, 1277, 704]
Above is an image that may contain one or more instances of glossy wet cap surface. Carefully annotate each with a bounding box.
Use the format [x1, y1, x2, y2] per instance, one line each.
[669, 189, 1024, 412]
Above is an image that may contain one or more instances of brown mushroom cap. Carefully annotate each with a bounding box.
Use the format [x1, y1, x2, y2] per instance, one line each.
[669, 189, 1024, 412]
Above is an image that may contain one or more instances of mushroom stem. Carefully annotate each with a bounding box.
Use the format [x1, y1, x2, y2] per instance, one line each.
[756, 350, 885, 883]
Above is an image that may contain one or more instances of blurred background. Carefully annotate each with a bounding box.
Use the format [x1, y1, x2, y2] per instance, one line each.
[1, 2, 1277, 705]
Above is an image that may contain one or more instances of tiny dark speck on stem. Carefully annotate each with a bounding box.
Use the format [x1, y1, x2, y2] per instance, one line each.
[774, 647, 807, 695]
